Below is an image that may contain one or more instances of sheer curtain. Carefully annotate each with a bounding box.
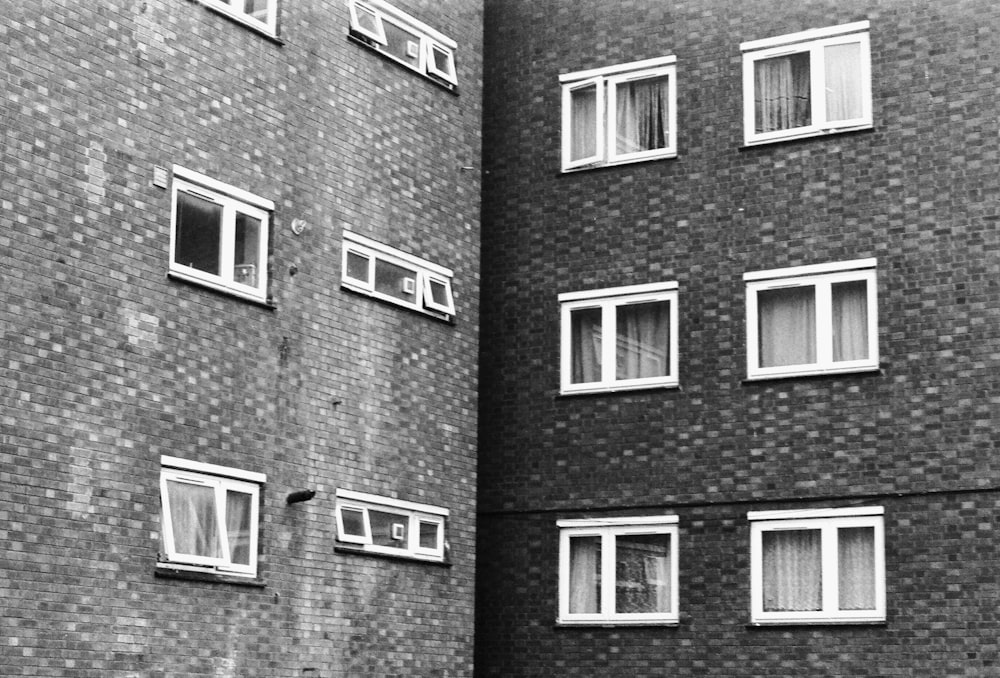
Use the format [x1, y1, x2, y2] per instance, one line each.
[754, 52, 811, 133]
[225, 490, 253, 565]
[758, 286, 816, 367]
[571, 307, 602, 383]
[838, 527, 875, 610]
[831, 280, 868, 361]
[615, 533, 671, 614]
[762, 529, 822, 611]
[167, 481, 222, 558]
[615, 75, 669, 155]
[569, 536, 601, 613]
[616, 301, 669, 380]
[824, 42, 863, 122]
[570, 85, 598, 162]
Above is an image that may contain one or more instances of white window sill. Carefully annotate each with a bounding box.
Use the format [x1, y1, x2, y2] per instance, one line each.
[556, 618, 680, 628]
[749, 618, 886, 627]
[742, 123, 873, 148]
[744, 364, 881, 382]
[560, 381, 680, 396]
[561, 152, 678, 173]
[190, 0, 282, 43]
[155, 563, 265, 587]
[168, 271, 274, 308]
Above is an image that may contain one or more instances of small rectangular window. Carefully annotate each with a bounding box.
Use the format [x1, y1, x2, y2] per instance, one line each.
[195, 0, 278, 36]
[749, 507, 885, 624]
[560, 57, 677, 171]
[335, 489, 448, 563]
[560, 283, 679, 394]
[745, 259, 878, 380]
[558, 517, 679, 625]
[741, 21, 872, 145]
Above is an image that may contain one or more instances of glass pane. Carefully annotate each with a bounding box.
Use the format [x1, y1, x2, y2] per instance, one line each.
[383, 21, 421, 68]
[762, 529, 822, 611]
[340, 508, 367, 537]
[233, 212, 261, 288]
[346, 250, 370, 283]
[570, 84, 598, 161]
[832, 280, 869, 361]
[225, 490, 253, 566]
[758, 286, 816, 367]
[754, 51, 811, 133]
[570, 307, 602, 384]
[354, 4, 381, 35]
[432, 45, 451, 74]
[174, 191, 222, 276]
[616, 300, 670, 380]
[615, 532, 671, 614]
[166, 480, 222, 558]
[373, 259, 418, 304]
[825, 42, 863, 121]
[568, 536, 601, 614]
[428, 278, 451, 307]
[369, 509, 409, 548]
[418, 520, 439, 550]
[615, 75, 670, 154]
[838, 526, 876, 610]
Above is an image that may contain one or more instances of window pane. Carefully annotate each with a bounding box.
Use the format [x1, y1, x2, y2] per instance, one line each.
[838, 526, 876, 610]
[754, 52, 811, 133]
[383, 21, 421, 68]
[175, 191, 222, 276]
[570, 84, 598, 161]
[369, 509, 409, 548]
[758, 286, 816, 367]
[225, 489, 253, 566]
[832, 280, 869, 361]
[615, 75, 670, 155]
[166, 480, 223, 558]
[346, 250, 370, 283]
[616, 300, 670, 380]
[762, 529, 822, 611]
[570, 307, 602, 384]
[615, 532, 671, 614]
[568, 536, 601, 614]
[431, 45, 451, 73]
[824, 42, 863, 121]
[243, 0, 270, 21]
[373, 259, 418, 304]
[419, 520, 439, 549]
[341, 508, 366, 537]
[233, 212, 261, 288]
[354, 3, 381, 36]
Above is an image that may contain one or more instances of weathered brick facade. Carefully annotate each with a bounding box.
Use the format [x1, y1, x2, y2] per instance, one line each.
[1, 0, 481, 676]
[477, 0, 1000, 675]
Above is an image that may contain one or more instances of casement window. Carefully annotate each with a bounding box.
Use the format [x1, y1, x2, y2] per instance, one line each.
[560, 282, 678, 394]
[335, 489, 448, 563]
[347, 0, 458, 90]
[159, 456, 264, 578]
[169, 166, 272, 304]
[749, 507, 885, 624]
[560, 56, 677, 171]
[195, 0, 278, 36]
[341, 231, 455, 320]
[558, 517, 679, 625]
[745, 259, 878, 380]
[741, 21, 872, 145]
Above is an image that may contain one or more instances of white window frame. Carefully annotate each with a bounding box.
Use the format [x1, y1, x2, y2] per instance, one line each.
[745, 259, 878, 380]
[335, 489, 448, 563]
[559, 282, 679, 394]
[741, 21, 872, 146]
[195, 0, 279, 37]
[347, 0, 458, 89]
[169, 166, 272, 304]
[158, 456, 265, 578]
[748, 507, 886, 625]
[560, 56, 677, 171]
[557, 516, 680, 626]
[341, 230, 456, 320]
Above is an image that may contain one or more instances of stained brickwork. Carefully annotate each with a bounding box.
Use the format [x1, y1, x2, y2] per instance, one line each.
[1, 0, 481, 676]
[477, 0, 1000, 675]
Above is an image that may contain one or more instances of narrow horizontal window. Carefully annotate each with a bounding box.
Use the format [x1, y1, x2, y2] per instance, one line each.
[194, 0, 279, 36]
[335, 489, 448, 563]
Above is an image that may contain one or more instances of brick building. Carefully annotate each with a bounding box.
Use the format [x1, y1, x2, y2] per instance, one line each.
[1, 0, 481, 676]
[476, 0, 1000, 676]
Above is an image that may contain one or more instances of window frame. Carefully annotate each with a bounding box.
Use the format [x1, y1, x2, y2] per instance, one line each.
[158, 456, 265, 578]
[341, 230, 456, 320]
[335, 489, 448, 563]
[560, 56, 677, 171]
[557, 516, 680, 626]
[195, 0, 279, 37]
[748, 506, 886, 625]
[744, 259, 878, 380]
[741, 21, 872, 146]
[559, 282, 679, 395]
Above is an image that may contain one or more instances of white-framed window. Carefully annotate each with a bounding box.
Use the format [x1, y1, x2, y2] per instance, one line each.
[335, 489, 448, 563]
[745, 259, 878, 380]
[195, 0, 279, 36]
[560, 56, 677, 171]
[558, 516, 679, 626]
[347, 0, 458, 89]
[749, 507, 885, 624]
[560, 282, 679, 394]
[341, 230, 456, 320]
[169, 166, 272, 304]
[741, 21, 872, 146]
[158, 456, 265, 578]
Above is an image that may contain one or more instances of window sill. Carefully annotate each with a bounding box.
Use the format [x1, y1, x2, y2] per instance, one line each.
[335, 543, 452, 567]
[559, 382, 680, 396]
[741, 124, 874, 149]
[556, 619, 680, 628]
[168, 272, 276, 309]
[154, 564, 266, 587]
[561, 152, 678, 174]
[188, 0, 284, 44]
[747, 619, 886, 628]
[743, 365, 882, 383]
[347, 34, 458, 95]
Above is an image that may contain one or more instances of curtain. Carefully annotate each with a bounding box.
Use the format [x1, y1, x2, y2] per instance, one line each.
[838, 527, 875, 610]
[571, 307, 602, 383]
[832, 280, 868, 361]
[762, 529, 822, 611]
[570, 85, 598, 162]
[226, 490, 253, 566]
[824, 42, 863, 122]
[166, 480, 222, 558]
[616, 301, 669, 380]
[615, 533, 671, 614]
[754, 52, 811, 133]
[569, 536, 601, 614]
[615, 75, 669, 155]
[758, 286, 816, 367]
